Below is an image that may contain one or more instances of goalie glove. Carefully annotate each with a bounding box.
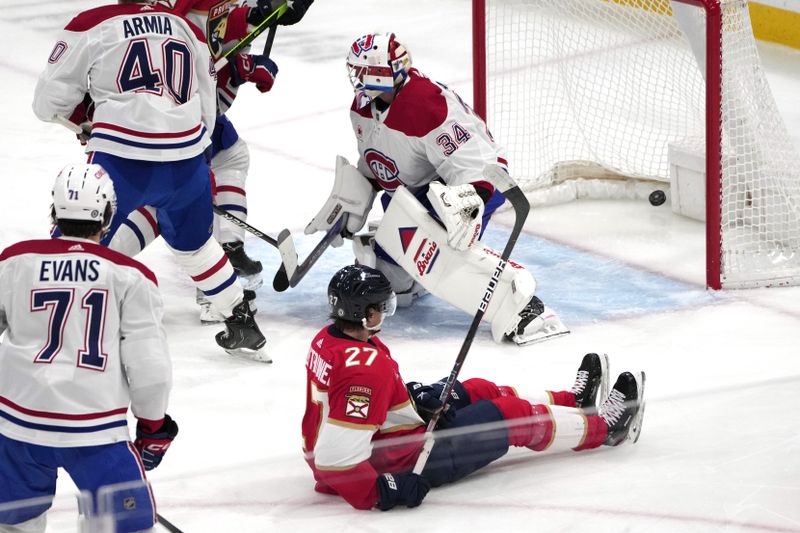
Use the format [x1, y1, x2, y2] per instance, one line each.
[304, 155, 377, 247]
[426, 182, 484, 251]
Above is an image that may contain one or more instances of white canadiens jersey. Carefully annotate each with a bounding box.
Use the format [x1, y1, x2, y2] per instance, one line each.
[32, 3, 216, 162]
[351, 69, 507, 195]
[0, 238, 172, 447]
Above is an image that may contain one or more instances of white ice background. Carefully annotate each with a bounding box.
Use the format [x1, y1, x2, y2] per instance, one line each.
[1, 1, 800, 531]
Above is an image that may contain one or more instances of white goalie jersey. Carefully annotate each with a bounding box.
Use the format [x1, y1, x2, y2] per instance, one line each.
[350, 68, 507, 195]
[32, 3, 216, 162]
[0, 238, 172, 447]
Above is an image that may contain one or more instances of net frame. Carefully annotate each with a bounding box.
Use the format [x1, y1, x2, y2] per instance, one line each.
[472, 0, 800, 289]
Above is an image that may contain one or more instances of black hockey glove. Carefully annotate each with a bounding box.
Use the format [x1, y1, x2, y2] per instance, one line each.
[134, 415, 179, 470]
[247, 0, 314, 27]
[376, 472, 430, 511]
[406, 381, 462, 428]
[279, 0, 314, 25]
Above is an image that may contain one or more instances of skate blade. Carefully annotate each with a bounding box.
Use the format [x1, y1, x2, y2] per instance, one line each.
[512, 317, 570, 346]
[599, 353, 610, 404]
[628, 371, 646, 444]
[224, 346, 272, 363]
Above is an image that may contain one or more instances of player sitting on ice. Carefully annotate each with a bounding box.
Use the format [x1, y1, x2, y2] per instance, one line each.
[304, 32, 567, 346]
[303, 264, 646, 511]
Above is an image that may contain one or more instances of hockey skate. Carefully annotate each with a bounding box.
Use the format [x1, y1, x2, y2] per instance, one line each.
[599, 371, 646, 446]
[198, 289, 257, 325]
[571, 353, 610, 414]
[505, 296, 570, 346]
[215, 300, 270, 362]
[222, 241, 263, 290]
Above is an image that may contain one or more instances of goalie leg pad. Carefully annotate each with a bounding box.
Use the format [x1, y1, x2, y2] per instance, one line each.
[375, 186, 537, 342]
[167, 237, 243, 318]
[211, 138, 250, 243]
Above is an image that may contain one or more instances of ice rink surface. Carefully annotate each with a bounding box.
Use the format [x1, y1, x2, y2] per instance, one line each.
[1, 0, 800, 531]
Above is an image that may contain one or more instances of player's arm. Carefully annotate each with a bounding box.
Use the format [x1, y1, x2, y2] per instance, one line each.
[118, 274, 172, 422]
[32, 27, 91, 125]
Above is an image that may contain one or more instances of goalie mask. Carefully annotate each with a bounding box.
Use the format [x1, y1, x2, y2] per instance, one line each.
[328, 264, 397, 331]
[52, 163, 117, 232]
[346, 33, 412, 105]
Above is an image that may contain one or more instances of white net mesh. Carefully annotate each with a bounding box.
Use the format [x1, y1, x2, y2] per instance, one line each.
[482, 0, 800, 287]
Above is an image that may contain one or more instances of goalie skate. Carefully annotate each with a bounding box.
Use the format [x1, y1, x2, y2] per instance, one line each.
[506, 296, 570, 346]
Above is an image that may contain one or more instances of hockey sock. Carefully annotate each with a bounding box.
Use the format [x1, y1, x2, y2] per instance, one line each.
[108, 206, 159, 257]
[462, 378, 518, 401]
[491, 399, 606, 452]
[168, 237, 243, 317]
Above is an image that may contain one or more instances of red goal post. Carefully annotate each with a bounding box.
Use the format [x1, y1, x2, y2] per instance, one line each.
[472, 0, 800, 290]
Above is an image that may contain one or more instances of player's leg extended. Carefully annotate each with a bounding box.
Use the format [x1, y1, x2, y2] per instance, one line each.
[374, 186, 569, 345]
[211, 137, 263, 289]
[60, 442, 156, 533]
[0, 435, 55, 532]
[155, 155, 268, 360]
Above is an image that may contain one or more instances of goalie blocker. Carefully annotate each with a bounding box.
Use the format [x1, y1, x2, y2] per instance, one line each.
[372, 185, 569, 345]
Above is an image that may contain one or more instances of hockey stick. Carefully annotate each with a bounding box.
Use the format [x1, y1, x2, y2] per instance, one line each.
[272, 215, 348, 292]
[214, 2, 287, 70]
[157, 513, 184, 533]
[412, 167, 530, 475]
[212, 205, 278, 247]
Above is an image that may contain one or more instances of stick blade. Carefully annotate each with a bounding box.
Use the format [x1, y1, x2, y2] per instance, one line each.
[276, 229, 298, 279]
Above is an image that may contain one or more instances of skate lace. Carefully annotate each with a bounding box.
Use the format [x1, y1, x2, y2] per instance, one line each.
[600, 388, 626, 425]
[571, 370, 588, 395]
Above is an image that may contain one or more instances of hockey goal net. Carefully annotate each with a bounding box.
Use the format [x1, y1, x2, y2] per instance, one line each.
[473, 0, 800, 289]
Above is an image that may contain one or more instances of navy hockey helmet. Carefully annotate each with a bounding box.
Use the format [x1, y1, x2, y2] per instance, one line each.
[328, 264, 397, 327]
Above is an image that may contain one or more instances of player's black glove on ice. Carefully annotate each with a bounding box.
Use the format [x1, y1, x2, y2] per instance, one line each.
[376, 472, 430, 511]
[134, 415, 179, 470]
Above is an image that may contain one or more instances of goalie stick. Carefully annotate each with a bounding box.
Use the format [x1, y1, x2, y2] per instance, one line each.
[412, 165, 530, 475]
[272, 215, 348, 292]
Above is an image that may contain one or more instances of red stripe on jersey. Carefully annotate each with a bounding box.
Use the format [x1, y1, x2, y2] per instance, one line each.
[92, 122, 203, 139]
[383, 70, 448, 138]
[0, 395, 127, 421]
[137, 207, 160, 236]
[216, 185, 246, 196]
[0, 239, 158, 286]
[191, 255, 227, 282]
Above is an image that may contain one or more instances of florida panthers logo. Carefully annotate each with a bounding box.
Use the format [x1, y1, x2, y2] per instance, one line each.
[351, 34, 375, 57]
[364, 149, 402, 191]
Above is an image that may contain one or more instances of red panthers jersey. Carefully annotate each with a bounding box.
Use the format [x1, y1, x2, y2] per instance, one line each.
[302, 325, 425, 510]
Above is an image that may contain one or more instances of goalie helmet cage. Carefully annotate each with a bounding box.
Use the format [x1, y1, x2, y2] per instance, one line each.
[472, 0, 800, 289]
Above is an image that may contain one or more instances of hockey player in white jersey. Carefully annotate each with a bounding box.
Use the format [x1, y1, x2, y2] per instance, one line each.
[31, 0, 269, 360]
[305, 33, 568, 345]
[0, 164, 176, 533]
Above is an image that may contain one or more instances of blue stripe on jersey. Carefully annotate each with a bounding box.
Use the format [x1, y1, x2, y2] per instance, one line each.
[91, 127, 207, 150]
[123, 218, 146, 250]
[202, 272, 238, 296]
[0, 410, 128, 433]
[217, 204, 247, 215]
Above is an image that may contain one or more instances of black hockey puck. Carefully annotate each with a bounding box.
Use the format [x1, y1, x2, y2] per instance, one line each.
[649, 190, 666, 206]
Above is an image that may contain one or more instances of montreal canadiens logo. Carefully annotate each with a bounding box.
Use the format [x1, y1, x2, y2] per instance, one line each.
[351, 34, 374, 57]
[364, 149, 402, 191]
